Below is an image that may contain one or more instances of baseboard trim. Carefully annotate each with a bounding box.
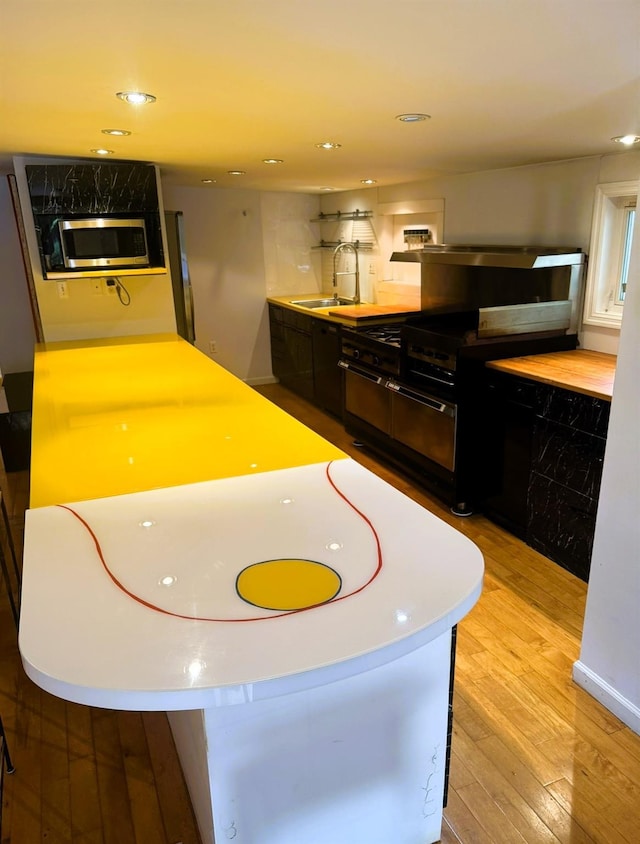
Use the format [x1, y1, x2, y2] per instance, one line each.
[573, 660, 640, 734]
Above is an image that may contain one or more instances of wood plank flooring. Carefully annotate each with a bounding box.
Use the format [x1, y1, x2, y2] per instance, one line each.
[0, 381, 638, 843]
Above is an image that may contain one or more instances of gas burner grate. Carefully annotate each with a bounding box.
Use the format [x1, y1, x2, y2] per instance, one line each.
[359, 324, 403, 345]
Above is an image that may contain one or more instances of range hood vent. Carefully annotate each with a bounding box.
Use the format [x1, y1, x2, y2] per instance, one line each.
[391, 244, 585, 269]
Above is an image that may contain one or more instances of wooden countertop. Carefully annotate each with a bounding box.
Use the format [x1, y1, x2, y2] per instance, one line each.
[267, 295, 419, 324]
[486, 349, 616, 400]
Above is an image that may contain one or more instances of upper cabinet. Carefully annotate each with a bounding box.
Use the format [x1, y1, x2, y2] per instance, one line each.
[24, 162, 165, 278]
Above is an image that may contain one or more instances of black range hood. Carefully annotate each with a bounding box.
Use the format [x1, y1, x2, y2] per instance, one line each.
[391, 245, 585, 269]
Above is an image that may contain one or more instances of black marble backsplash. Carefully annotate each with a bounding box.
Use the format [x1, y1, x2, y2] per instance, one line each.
[26, 163, 159, 214]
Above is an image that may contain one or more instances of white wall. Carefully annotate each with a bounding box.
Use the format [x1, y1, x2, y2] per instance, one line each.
[261, 191, 321, 298]
[0, 174, 36, 373]
[572, 206, 640, 733]
[161, 184, 320, 383]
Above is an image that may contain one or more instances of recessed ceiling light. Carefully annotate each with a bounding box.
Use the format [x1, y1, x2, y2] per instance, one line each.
[201, 178, 216, 184]
[321, 187, 335, 191]
[90, 148, 114, 155]
[611, 134, 640, 146]
[361, 179, 377, 185]
[227, 170, 246, 176]
[101, 128, 131, 136]
[263, 158, 284, 165]
[396, 113, 431, 123]
[315, 142, 342, 150]
[116, 91, 156, 105]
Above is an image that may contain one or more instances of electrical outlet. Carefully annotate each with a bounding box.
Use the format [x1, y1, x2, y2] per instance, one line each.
[209, 340, 217, 354]
[56, 281, 68, 299]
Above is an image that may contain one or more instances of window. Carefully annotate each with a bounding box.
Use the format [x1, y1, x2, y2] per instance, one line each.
[583, 180, 638, 329]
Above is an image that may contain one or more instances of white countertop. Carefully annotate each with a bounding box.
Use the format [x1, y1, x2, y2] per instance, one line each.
[20, 459, 483, 711]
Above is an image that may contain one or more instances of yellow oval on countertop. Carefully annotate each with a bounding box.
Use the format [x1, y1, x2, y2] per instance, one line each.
[236, 559, 342, 611]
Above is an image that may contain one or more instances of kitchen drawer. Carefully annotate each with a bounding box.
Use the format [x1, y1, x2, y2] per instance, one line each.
[344, 369, 391, 435]
[532, 417, 606, 500]
[391, 390, 456, 472]
[282, 309, 313, 333]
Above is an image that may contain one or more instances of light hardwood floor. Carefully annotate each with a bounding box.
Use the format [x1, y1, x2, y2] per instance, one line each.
[0, 382, 638, 843]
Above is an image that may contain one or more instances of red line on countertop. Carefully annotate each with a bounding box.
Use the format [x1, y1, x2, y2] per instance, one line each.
[56, 461, 383, 622]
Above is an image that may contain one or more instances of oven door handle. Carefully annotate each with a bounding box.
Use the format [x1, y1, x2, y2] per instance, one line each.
[338, 359, 384, 384]
[386, 381, 455, 416]
[406, 367, 456, 388]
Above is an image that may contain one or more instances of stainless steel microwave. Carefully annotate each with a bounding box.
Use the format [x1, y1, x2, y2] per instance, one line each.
[58, 218, 150, 270]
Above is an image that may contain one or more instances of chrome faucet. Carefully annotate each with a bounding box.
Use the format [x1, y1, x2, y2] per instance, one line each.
[332, 242, 360, 304]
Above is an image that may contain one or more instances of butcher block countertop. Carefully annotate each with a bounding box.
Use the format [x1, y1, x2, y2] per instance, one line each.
[267, 294, 420, 324]
[486, 349, 616, 401]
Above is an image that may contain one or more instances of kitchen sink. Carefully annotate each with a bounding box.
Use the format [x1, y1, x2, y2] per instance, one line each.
[290, 297, 354, 309]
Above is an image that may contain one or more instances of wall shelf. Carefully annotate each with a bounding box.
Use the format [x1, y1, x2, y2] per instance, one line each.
[313, 240, 374, 250]
[310, 209, 373, 223]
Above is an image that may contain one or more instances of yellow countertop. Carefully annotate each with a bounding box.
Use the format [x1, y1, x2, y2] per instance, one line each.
[486, 349, 617, 401]
[30, 333, 345, 508]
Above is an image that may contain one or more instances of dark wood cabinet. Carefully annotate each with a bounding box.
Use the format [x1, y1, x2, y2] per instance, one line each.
[483, 371, 610, 581]
[268, 305, 314, 403]
[268, 305, 343, 415]
[483, 374, 540, 539]
[312, 320, 342, 416]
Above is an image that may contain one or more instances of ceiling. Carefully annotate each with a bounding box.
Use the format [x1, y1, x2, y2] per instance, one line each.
[2, 0, 640, 193]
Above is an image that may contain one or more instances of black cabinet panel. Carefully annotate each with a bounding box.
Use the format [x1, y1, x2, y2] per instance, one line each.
[533, 418, 606, 500]
[528, 474, 597, 582]
[482, 382, 536, 537]
[268, 305, 314, 402]
[539, 389, 610, 438]
[312, 320, 342, 417]
[26, 163, 160, 214]
[482, 369, 610, 582]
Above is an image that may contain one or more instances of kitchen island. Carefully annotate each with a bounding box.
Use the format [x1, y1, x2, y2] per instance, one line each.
[20, 333, 483, 844]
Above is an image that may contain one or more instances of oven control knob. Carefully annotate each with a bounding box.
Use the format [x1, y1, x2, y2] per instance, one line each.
[372, 354, 380, 366]
[353, 349, 361, 359]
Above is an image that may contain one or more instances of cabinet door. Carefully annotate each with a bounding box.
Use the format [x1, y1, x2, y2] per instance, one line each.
[481, 376, 540, 538]
[283, 327, 314, 402]
[344, 368, 391, 435]
[312, 321, 342, 417]
[269, 305, 314, 401]
[268, 305, 286, 380]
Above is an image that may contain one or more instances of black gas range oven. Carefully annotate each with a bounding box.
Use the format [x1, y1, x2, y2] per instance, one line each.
[339, 310, 577, 515]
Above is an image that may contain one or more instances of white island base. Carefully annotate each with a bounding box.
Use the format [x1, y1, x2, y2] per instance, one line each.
[170, 629, 452, 844]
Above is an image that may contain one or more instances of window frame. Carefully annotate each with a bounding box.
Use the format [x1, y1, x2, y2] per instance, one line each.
[583, 180, 638, 329]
